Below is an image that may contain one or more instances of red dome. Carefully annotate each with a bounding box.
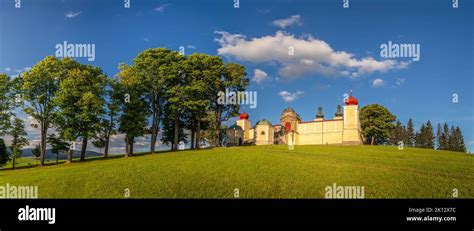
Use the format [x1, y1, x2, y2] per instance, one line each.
[345, 94, 359, 106]
[239, 112, 249, 120]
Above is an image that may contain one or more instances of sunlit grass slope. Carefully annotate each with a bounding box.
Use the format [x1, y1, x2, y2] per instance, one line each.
[0, 145, 472, 198]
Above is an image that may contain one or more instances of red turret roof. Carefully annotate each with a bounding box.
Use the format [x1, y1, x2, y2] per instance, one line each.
[239, 112, 249, 120]
[345, 91, 359, 106]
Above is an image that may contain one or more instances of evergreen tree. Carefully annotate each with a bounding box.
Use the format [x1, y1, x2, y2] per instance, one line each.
[405, 118, 415, 147]
[424, 121, 435, 149]
[390, 120, 404, 145]
[414, 124, 425, 148]
[437, 123, 448, 150]
[452, 126, 467, 153]
[9, 117, 29, 169]
[447, 126, 456, 151]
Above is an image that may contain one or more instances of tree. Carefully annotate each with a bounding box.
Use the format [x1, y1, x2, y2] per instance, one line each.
[117, 64, 148, 157]
[31, 145, 41, 166]
[163, 67, 189, 151]
[0, 138, 8, 167]
[210, 62, 248, 146]
[19, 56, 75, 166]
[178, 54, 214, 150]
[405, 118, 415, 147]
[415, 121, 434, 149]
[424, 121, 435, 149]
[0, 74, 14, 136]
[9, 117, 29, 169]
[390, 120, 404, 145]
[443, 123, 451, 151]
[55, 63, 107, 161]
[132, 48, 185, 154]
[47, 133, 69, 164]
[450, 126, 466, 153]
[436, 123, 448, 150]
[359, 104, 396, 145]
[101, 78, 121, 158]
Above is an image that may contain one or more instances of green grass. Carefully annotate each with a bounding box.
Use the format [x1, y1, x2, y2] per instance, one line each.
[0, 145, 472, 198]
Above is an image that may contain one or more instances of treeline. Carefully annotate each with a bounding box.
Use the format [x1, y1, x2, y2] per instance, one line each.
[390, 119, 466, 152]
[360, 104, 467, 153]
[0, 48, 248, 167]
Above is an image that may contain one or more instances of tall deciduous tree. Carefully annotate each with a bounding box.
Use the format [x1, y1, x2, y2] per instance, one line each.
[55, 63, 107, 161]
[20, 56, 69, 166]
[117, 64, 148, 157]
[132, 48, 184, 154]
[0, 74, 14, 136]
[360, 104, 396, 145]
[214, 63, 248, 146]
[96, 78, 121, 158]
[0, 138, 8, 167]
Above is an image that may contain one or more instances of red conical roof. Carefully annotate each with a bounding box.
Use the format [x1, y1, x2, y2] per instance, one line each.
[239, 112, 249, 120]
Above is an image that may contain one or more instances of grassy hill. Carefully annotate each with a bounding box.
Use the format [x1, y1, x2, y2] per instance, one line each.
[0, 145, 472, 198]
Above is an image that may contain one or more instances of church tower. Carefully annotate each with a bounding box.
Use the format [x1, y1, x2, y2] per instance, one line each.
[236, 112, 251, 141]
[342, 91, 363, 145]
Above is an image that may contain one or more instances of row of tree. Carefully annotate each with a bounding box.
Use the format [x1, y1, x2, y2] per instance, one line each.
[360, 104, 466, 152]
[0, 48, 248, 167]
[391, 120, 466, 152]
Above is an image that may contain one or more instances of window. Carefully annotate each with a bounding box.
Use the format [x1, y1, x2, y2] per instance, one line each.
[260, 131, 265, 135]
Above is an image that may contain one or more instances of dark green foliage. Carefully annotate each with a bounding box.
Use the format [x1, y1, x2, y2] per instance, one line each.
[0, 138, 9, 166]
[360, 104, 396, 145]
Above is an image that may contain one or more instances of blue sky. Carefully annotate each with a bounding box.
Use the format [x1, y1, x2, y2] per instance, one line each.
[1, 0, 473, 152]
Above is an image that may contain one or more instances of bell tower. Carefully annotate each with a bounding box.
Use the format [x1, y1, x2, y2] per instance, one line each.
[342, 91, 363, 145]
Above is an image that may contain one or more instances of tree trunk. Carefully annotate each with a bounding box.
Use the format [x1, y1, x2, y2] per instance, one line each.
[104, 114, 113, 158]
[126, 137, 134, 157]
[173, 118, 179, 151]
[80, 137, 88, 161]
[104, 135, 109, 158]
[215, 108, 222, 147]
[196, 121, 201, 150]
[190, 121, 195, 149]
[150, 100, 161, 154]
[56, 153, 59, 164]
[12, 155, 16, 169]
[370, 136, 375, 145]
[67, 149, 73, 163]
[40, 122, 47, 166]
[125, 137, 129, 154]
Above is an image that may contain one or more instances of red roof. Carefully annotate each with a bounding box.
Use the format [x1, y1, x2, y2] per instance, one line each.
[239, 112, 249, 120]
[345, 93, 359, 106]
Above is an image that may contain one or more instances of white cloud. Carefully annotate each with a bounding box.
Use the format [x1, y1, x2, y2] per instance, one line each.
[215, 31, 408, 80]
[395, 78, 406, 86]
[279, 90, 304, 102]
[186, 45, 196, 49]
[154, 4, 169, 13]
[252, 69, 269, 84]
[4, 68, 11, 72]
[65, 11, 81, 18]
[272, 15, 302, 29]
[371, 78, 386, 88]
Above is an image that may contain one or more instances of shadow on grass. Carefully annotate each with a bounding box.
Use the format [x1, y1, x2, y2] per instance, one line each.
[0, 147, 214, 171]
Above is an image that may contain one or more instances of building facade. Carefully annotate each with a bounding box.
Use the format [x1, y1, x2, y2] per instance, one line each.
[226, 92, 363, 146]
